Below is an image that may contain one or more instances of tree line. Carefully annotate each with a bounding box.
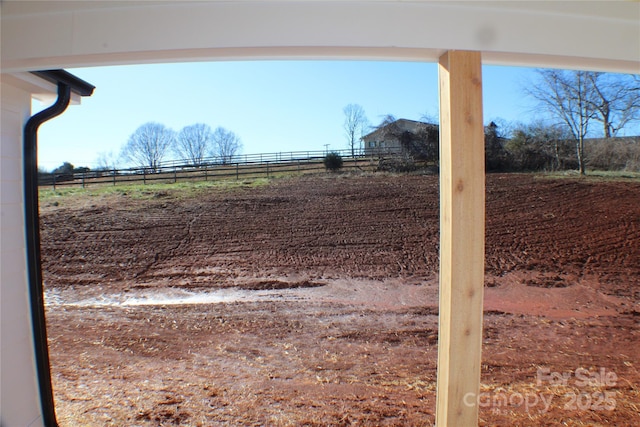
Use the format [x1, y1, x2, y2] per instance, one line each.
[526, 70, 639, 174]
[343, 70, 639, 174]
[43, 69, 637, 177]
[95, 122, 242, 171]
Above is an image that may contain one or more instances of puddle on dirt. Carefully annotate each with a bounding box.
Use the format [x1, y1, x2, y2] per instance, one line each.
[44, 278, 438, 309]
[45, 287, 313, 307]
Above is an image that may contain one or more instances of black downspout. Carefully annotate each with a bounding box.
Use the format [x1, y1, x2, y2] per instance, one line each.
[23, 82, 71, 427]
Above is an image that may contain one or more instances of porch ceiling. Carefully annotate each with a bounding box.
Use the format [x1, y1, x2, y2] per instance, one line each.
[2, 1, 638, 73]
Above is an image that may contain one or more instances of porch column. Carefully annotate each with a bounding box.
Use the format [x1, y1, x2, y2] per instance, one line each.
[1, 79, 44, 427]
[435, 50, 485, 426]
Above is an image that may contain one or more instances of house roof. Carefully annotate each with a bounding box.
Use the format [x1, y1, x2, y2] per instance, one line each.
[363, 119, 438, 141]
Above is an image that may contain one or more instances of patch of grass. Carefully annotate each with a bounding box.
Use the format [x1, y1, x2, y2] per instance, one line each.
[39, 187, 89, 200]
[585, 170, 640, 180]
[38, 178, 273, 204]
[536, 170, 640, 182]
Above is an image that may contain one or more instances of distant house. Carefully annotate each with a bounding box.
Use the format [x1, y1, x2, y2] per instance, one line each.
[362, 119, 439, 161]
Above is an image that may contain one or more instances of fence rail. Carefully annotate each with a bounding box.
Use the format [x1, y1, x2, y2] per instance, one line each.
[39, 149, 385, 190]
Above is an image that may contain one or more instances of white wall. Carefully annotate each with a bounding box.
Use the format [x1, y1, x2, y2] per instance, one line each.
[0, 81, 44, 427]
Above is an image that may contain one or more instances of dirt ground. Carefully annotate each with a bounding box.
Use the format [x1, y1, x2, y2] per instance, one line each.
[40, 173, 640, 426]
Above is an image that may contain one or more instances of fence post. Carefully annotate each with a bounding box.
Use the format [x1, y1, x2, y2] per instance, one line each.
[236, 163, 239, 180]
[174, 166, 177, 183]
[143, 168, 146, 185]
[266, 163, 270, 178]
[82, 171, 85, 188]
[52, 174, 56, 191]
[205, 164, 208, 181]
[113, 169, 116, 186]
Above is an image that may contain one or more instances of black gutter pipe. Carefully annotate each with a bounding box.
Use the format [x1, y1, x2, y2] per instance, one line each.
[31, 69, 95, 97]
[24, 70, 95, 427]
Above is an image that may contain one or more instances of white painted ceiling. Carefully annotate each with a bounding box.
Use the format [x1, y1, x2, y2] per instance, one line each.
[1, 1, 639, 72]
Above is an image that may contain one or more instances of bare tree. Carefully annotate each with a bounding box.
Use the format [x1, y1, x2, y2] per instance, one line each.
[420, 111, 438, 124]
[376, 114, 397, 129]
[586, 72, 640, 138]
[508, 120, 573, 170]
[343, 104, 368, 157]
[366, 114, 397, 151]
[121, 122, 175, 170]
[527, 69, 597, 175]
[211, 127, 242, 164]
[95, 150, 119, 171]
[174, 123, 212, 166]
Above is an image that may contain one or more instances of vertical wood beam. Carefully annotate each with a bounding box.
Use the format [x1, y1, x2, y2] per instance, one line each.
[436, 50, 485, 426]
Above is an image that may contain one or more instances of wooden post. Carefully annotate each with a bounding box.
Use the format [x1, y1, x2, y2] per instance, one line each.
[436, 50, 485, 427]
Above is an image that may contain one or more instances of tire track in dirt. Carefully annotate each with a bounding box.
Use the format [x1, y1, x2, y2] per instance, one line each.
[39, 175, 640, 427]
[485, 176, 640, 295]
[40, 174, 639, 295]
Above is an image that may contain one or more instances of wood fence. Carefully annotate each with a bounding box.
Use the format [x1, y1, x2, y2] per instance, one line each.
[39, 149, 382, 189]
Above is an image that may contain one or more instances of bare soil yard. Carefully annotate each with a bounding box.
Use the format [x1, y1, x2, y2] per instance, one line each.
[40, 173, 640, 426]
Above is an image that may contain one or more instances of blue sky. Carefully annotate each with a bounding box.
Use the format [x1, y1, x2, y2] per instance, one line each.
[36, 60, 541, 170]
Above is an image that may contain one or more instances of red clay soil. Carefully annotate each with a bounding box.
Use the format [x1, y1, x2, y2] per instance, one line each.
[40, 173, 640, 426]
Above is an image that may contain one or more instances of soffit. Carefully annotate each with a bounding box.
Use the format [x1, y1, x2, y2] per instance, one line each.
[1, 1, 638, 73]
